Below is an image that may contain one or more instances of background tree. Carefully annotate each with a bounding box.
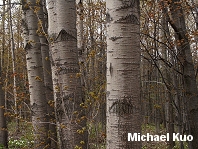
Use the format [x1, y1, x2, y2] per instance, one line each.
[78, 0, 106, 147]
[0, 0, 8, 147]
[168, 0, 198, 148]
[37, 0, 57, 147]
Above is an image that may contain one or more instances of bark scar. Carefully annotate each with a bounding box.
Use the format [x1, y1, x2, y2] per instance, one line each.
[56, 29, 76, 41]
[109, 36, 123, 41]
[109, 63, 113, 76]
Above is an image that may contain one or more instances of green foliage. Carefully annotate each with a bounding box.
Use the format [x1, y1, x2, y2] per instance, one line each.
[8, 138, 34, 148]
[88, 123, 106, 149]
[0, 144, 5, 149]
[142, 124, 168, 149]
[142, 124, 191, 149]
[8, 122, 34, 148]
[173, 141, 189, 149]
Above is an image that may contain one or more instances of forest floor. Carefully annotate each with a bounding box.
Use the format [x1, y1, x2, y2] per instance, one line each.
[5, 121, 189, 149]
[7, 121, 34, 148]
[142, 124, 188, 149]
[142, 124, 168, 149]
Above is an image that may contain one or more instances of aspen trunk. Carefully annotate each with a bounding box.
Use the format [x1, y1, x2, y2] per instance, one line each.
[47, 0, 87, 148]
[22, 0, 49, 148]
[38, 1, 58, 148]
[9, 0, 20, 133]
[106, 0, 142, 148]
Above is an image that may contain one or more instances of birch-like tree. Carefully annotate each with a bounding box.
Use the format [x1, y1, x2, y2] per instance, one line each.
[106, 0, 142, 148]
[37, 0, 57, 147]
[9, 0, 20, 132]
[47, 0, 87, 148]
[22, 0, 49, 148]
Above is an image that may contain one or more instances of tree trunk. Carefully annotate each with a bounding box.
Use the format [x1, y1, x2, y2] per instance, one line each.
[0, 0, 8, 147]
[47, 0, 87, 148]
[106, 0, 142, 148]
[37, 1, 58, 148]
[9, 0, 20, 133]
[160, 10, 175, 148]
[0, 70, 7, 148]
[0, 66, 7, 148]
[77, 0, 84, 64]
[1, 0, 5, 68]
[22, 0, 49, 148]
[168, 0, 198, 148]
[77, 0, 86, 109]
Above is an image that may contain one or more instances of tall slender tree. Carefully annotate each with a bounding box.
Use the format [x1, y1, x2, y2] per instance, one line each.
[0, 68, 7, 148]
[37, 0, 58, 148]
[0, 0, 8, 147]
[106, 0, 142, 148]
[161, 12, 175, 148]
[47, 0, 87, 148]
[168, 0, 198, 148]
[9, 0, 20, 133]
[22, 0, 49, 148]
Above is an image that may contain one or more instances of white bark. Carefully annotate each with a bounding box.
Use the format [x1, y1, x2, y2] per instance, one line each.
[77, 0, 84, 62]
[9, 0, 19, 132]
[106, 0, 142, 148]
[38, 1, 58, 148]
[77, 0, 87, 89]
[22, 0, 49, 148]
[47, 0, 87, 148]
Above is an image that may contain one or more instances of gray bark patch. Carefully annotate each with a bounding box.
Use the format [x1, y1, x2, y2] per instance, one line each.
[109, 36, 123, 41]
[57, 67, 79, 75]
[63, 93, 75, 119]
[56, 30, 76, 41]
[109, 100, 133, 115]
[115, 14, 139, 24]
[116, 0, 136, 10]
[106, 12, 113, 23]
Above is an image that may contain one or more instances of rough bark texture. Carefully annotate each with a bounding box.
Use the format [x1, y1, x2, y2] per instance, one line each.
[161, 12, 175, 149]
[9, 0, 20, 132]
[77, 0, 84, 63]
[106, 0, 142, 148]
[0, 0, 8, 147]
[47, 0, 87, 148]
[77, 0, 86, 98]
[0, 71, 7, 148]
[38, 1, 58, 148]
[168, 0, 198, 148]
[22, 0, 49, 148]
